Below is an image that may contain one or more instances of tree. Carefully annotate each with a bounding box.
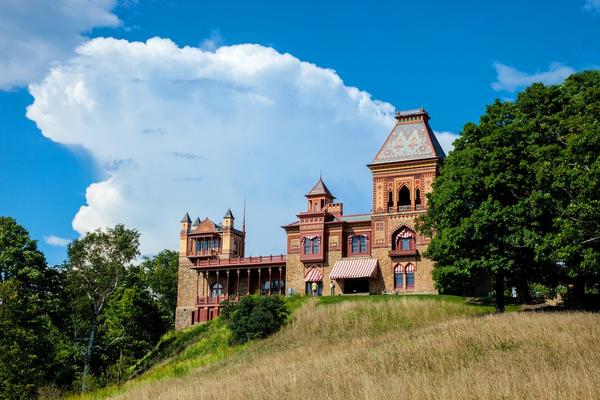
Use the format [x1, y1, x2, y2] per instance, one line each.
[139, 249, 179, 327]
[417, 71, 600, 311]
[0, 217, 65, 399]
[66, 224, 140, 392]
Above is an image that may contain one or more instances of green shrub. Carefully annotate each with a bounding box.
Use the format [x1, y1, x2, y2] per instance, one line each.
[220, 300, 238, 322]
[229, 296, 289, 344]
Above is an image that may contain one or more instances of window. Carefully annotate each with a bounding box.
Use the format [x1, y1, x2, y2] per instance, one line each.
[415, 188, 421, 208]
[201, 240, 208, 251]
[351, 235, 368, 254]
[211, 282, 223, 297]
[387, 191, 394, 210]
[398, 186, 411, 207]
[406, 264, 415, 288]
[400, 238, 411, 250]
[303, 236, 320, 255]
[313, 202, 318, 211]
[394, 264, 404, 289]
[262, 280, 271, 294]
[320, 199, 325, 209]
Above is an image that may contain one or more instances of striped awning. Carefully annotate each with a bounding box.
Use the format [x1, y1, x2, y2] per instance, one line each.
[330, 258, 378, 279]
[304, 267, 323, 282]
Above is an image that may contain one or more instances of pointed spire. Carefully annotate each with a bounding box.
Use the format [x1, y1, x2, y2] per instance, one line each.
[224, 209, 234, 219]
[192, 217, 200, 226]
[306, 176, 334, 198]
[242, 197, 246, 237]
[181, 212, 191, 223]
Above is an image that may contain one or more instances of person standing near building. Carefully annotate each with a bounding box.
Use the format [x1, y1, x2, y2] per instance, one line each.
[311, 281, 318, 296]
[330, 281, 335, 296]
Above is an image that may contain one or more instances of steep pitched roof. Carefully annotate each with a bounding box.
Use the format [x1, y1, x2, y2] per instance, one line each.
[192, 217, 200, 226]
[196, 217, 219, 233]
[370, 108, 445, 165]
[224, 209, 234, 219]
[306, 177, 334, 198]
[181, 212, 191, 223]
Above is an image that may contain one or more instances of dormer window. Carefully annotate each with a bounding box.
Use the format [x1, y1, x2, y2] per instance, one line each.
[350, 235, 368, 254]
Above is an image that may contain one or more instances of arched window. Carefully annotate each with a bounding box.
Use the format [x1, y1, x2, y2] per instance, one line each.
[398, 186, 411, 208]
[351, 235, 368, 254]
[415, 188, 421, 209]
[262, 280, 271, 294]
[394, 264, 404, 289]
[387, 191, 394, 210]
[405, 264, 416, 288]
[320, 199, 325, 209]
[211, 282, 223, 298]
[392, 226, 416, 251]
[313, 202, 318, 211]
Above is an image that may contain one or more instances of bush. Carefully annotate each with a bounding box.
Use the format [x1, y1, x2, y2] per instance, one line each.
[229, 295, 289, 344]
[219, 300, 237, 321]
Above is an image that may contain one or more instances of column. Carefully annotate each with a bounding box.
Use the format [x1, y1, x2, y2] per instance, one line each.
[196, 270, 199, 302]
[236, 269, 240, 297]
[216, 270, 220, 300]
[268, 267, 272, 295]
[247, 269, 251, 295]
[226, 270, 230, 298]
[258, 268, 262, 296]
[278, 267, 282, 295]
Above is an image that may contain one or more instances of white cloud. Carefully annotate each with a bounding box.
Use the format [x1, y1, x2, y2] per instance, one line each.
[44, 235, 71, 247]
[491, 62, 575, 93]
[27, 37, 400, 256]
[434, 131, 459, 154]
[0, 0, 120, 90]
[583, 0, 600, 13]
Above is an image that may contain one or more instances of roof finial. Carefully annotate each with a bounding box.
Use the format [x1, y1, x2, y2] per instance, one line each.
[319, 170, 322, 180]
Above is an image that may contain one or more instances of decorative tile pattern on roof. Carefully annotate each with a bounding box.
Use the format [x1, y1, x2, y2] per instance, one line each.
[372, 120, 445, 164]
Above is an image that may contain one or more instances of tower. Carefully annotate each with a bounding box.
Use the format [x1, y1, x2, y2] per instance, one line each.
[179, 212, 192, 254]
[305, 176, 335, 212]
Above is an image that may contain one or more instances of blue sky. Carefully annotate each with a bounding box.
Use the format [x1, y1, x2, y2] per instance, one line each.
[1, 0, 599, 265]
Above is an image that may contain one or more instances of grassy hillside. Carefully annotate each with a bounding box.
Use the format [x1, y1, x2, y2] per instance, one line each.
[73, 295, 600, 400]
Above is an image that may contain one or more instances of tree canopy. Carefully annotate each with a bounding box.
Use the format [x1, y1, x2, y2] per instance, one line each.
[418, 71, 600, 311]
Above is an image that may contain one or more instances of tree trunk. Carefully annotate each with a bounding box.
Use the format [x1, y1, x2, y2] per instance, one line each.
[81, 313, 97, 393]
[495, 270, 505, 313]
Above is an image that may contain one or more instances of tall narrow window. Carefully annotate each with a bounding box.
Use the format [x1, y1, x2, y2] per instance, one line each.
[415, 188, 422, 209]
[394, 264, 404, 289]
[400, 238, 411, 250]
[406, 264, 415, 288]
[320, 199, 325, 209]
[304, 239, 312, 254]
[387, 191, 394, 210]
[313, 238, 320, 254]
[398, 186, 411, 209]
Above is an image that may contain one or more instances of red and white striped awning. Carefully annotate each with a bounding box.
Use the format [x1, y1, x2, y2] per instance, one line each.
[330, 258, 378, 279]
[304, 267, 323, 282]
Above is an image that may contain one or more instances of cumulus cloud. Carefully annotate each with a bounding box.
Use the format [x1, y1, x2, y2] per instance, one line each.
[27, 37, 414, 256]
[491, 62, 575, 93]
[0, 0, 120, 90]
[583, 0, 600, 13]
[433, 131, 459, 154]
[44, 235, 71, 247]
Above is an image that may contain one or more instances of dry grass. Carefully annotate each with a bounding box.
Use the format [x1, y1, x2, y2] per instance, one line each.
[103, 298, 600, 400]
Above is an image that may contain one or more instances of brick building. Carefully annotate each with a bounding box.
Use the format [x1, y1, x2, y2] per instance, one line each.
[176, 108, 445, 330]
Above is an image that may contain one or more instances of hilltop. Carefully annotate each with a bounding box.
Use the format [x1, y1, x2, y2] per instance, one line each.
[72, 295, 600, 400]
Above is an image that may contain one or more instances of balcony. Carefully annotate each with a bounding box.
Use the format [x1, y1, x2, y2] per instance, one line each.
[197, 295, 239, 305]
[386, 205, 424, 213]
[191, 254, 287, 270]
[389, 248, 418, 257]
[187, 249, 220, 257]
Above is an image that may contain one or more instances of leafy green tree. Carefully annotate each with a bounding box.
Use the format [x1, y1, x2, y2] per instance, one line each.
[0, 217, 68, 399]
[66, 224, 140, 392]
[139, 249, 179, 327]
[418, 71, 600, 311]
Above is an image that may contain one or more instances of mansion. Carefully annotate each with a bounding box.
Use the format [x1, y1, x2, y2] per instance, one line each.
[176, 108, 445, 330]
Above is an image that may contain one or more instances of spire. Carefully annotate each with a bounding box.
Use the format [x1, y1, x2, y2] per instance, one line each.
[224, 209, 234, 219]
[370, 108, 445, 166]
[180, 212, 191, 223]
[192, 217, 200, 226]
[242, 197, 246, 237]
[306, 176, 334, 198]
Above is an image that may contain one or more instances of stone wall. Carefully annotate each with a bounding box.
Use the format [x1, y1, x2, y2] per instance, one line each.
[175, 256, 198, 330]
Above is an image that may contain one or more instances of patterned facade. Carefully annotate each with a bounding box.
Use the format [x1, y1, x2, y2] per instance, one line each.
[175, 108, 445, 330]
